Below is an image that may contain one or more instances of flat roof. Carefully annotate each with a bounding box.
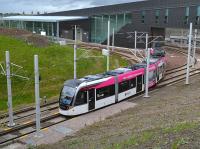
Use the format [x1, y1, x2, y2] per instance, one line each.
[2, 16, 88, 22]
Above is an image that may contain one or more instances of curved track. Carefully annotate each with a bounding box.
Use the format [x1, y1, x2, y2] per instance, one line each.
[0, 45, 198, 146]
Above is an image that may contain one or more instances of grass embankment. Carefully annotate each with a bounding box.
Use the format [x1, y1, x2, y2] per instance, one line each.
[0, 36, 128, 112]
[44, 122, 198, 149]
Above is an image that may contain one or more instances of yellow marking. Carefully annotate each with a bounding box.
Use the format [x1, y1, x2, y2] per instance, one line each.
[23, 121, 32, 125]
[4, 128, 11, 131]
[54, 112, 59, 115]
[20, 135, 28, 139]
[42, 128, 48, 131]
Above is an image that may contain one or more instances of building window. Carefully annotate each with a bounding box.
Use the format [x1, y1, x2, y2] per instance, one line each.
[196, 6, 200, 25]
[184, 7, 190, 25]
[164, 9, 169, 24]
[141, 10, 145, 23]
[155, 9, 160, 24]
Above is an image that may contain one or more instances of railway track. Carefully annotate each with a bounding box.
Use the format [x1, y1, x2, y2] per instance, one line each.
[158, 68, 200, 87]
[80, 44, 144, 64]
[0, 45, 196, 146]
[0, 114, 69, 145]
[0, 100, 58, 120]
[165, 65, 187, 75]
[0, 102, 58, 126]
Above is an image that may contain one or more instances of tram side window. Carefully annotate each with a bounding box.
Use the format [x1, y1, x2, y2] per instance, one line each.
[148, 71, 155, 81]
[96, 85, 115, 100]
[130, 78, 136, 88]
[119, 81, 129, 93]
[75, 91, 87, 106]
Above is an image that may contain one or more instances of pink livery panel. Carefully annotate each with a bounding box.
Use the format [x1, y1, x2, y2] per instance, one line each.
[149, 64, 157, 71]
[118, 68, 144, 83]
[95, 68, 145, 89]
[95, 77, 115, 89]
[91, 63, 157, 90]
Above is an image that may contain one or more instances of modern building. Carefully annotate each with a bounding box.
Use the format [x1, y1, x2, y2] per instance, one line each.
[1, 0, 200, 48]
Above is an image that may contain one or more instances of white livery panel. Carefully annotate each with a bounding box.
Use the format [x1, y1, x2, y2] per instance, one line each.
[118, 88, 137, 102]
[59, 104, 88, 116]
[95, 95, 115, 109]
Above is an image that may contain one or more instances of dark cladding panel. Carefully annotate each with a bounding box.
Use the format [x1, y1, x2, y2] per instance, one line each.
[59, 19, 90, 42]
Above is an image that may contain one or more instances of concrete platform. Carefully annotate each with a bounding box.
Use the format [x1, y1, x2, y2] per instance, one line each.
[2, 143, 26, 149]
[2, 101, 137, 148]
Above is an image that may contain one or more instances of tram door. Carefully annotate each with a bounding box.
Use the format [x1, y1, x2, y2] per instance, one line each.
[157, 66, 163, 82]
[88, 89, 95, 111]
[136, 75, 143, 93]
[157, 67, 160, 82]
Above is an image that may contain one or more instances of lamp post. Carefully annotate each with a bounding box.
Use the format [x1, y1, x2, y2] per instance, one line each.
[135, 31, 137, 54]
[107, 20, 110, 71]
[6, 51, 15, 127]
[185, 23, 193, 85]
[74, 25, 77, 80]
[192, 29, 197, 68]
[144, 34, 150, 98]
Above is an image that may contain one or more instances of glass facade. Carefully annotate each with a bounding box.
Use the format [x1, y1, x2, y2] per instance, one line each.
[1, 20, 57, 36]
[91, 13, 132, 43]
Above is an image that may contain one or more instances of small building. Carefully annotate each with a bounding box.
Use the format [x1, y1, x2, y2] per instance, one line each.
[1, 16, 89, 41]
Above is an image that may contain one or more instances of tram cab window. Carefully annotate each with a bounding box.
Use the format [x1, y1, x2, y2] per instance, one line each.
[60, 86, 76, 105]
[119, 81, 129, 93]
[96, 85, 115, 100]
[75, 91, 87, 106]
[130, 78, 136, 88]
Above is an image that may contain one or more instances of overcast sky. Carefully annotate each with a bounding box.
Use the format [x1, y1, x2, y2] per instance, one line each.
[0, 0, 143, 14]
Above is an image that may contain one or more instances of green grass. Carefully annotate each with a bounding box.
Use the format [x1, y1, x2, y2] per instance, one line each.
[105, 122, 199, 149]
[36, 122, 200, 149]
[107, 131, 154, 149]
[0, 35, 128, 112]
[162, 122, 198, 133]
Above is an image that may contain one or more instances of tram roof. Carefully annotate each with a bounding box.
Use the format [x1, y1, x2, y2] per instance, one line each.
[2, 16, 88, 22]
